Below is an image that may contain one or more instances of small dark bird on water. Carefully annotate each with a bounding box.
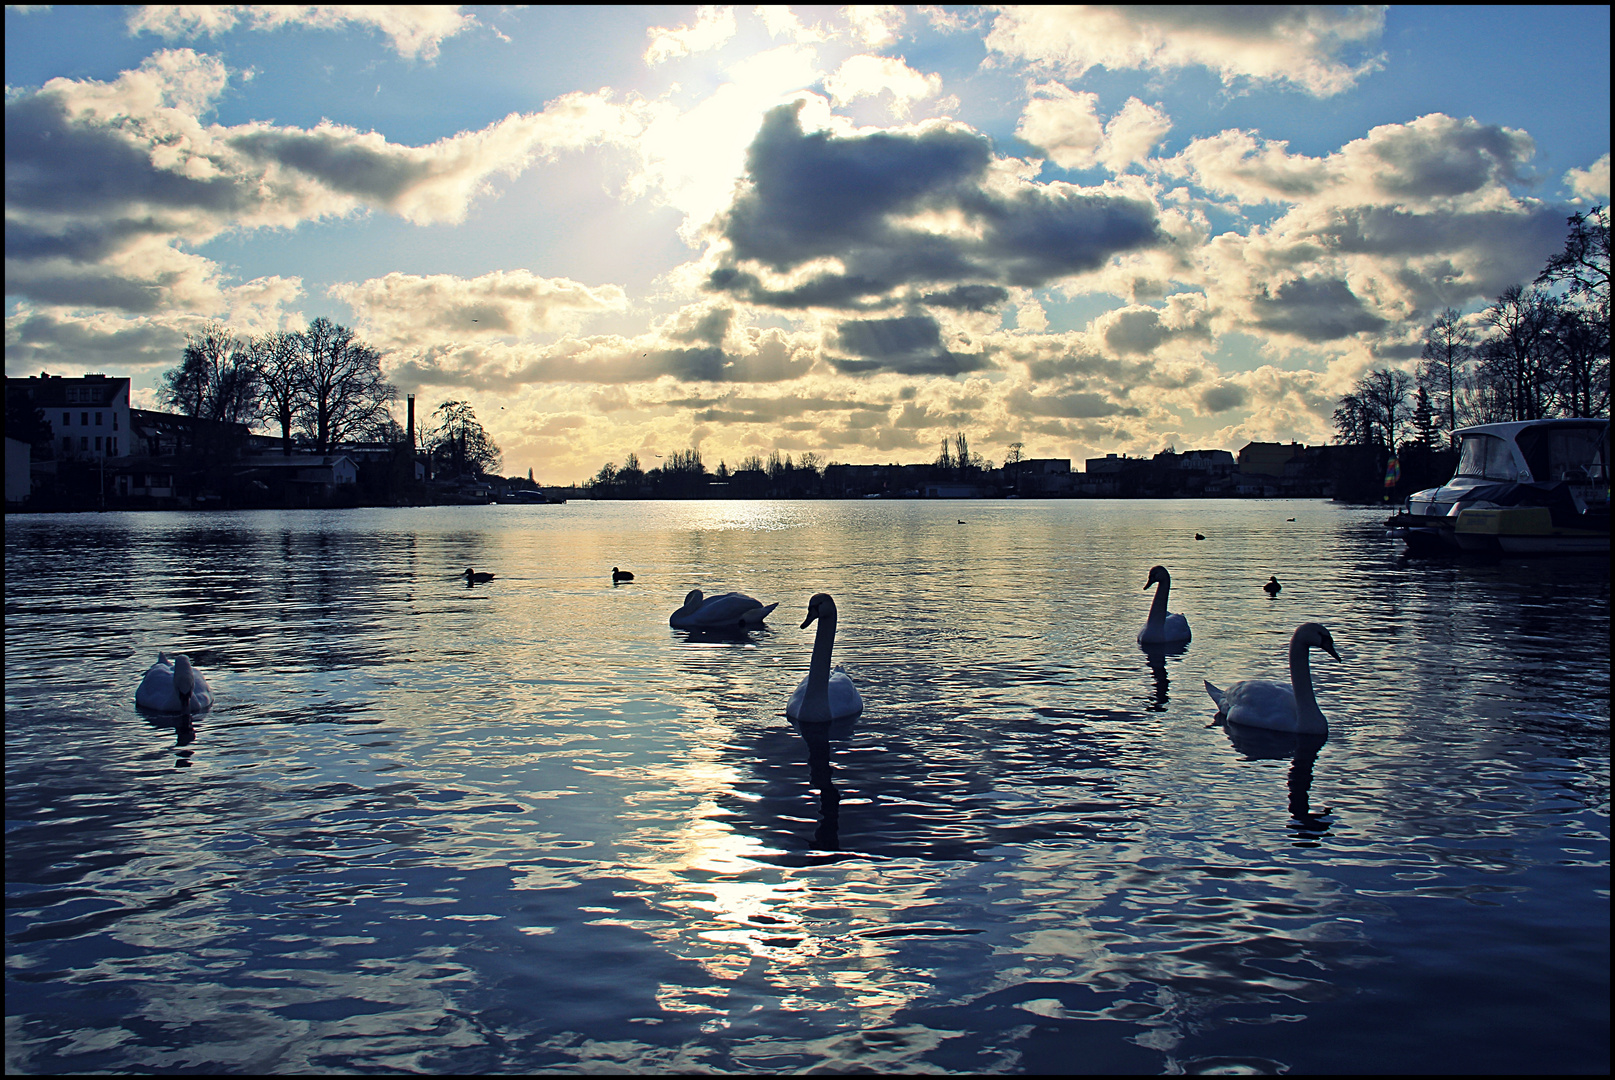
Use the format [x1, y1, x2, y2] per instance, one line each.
[613, 567, 634, 582]
[465, 567, 495, 584]
[1286, 517, 1295, 522]
[958, 519, 965, 524]
[1195, 533, 1205, 540]
[1265, 576, 1282, 595]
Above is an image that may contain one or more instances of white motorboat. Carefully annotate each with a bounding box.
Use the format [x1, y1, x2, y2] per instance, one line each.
[1387, 418, 1609, 555]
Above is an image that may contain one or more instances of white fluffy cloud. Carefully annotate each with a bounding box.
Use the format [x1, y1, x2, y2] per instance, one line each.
[1565, 152, 1610, 203]
[4, 50, 652, 315]
[127, 5, 479, 61]
[842, 5, 905, 48]
[825, 55, 942, 115]
[644, 5, 737, 65]
[331, 270, 630, 348]
[987, 6, 1385, 96]
[1016, 84, 1172, 173]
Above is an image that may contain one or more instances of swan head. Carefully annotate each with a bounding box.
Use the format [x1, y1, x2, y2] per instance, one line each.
[172, 654, 196, 712]
[801, 592, 837, 628]
[682, 588, 704, 609]
[1295, 622, 1340, 661]
[1145, 565, 1171, 589]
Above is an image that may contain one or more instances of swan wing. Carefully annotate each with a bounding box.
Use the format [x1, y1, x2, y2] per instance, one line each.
[690, 592, 763, 626]
[1140, 611, 1191, 645]
[1204, 679, 1226, 712]
[136, 662, 176, 710]
[828, 668, 863, 721]
[785, 673, 810, 721]
[1220, 679, 1300, 732]
[739, 601, 778, 626]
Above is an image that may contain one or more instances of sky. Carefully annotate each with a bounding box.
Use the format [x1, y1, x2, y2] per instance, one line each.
[5, 5, 1610, 484]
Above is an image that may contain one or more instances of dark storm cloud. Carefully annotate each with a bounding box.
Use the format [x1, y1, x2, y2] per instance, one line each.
[1197, 382, 1248, 413]
[828, 313, 991, 376]
[229, 129, 430, 201]
[1006, 387, 1137, 419]
[1250, 276, 1387, 341]
[666, 306, 734, 345]
[4, 311, 184, 371]
[707, 102, 1162, 311]
[920, 284, 1010, 311]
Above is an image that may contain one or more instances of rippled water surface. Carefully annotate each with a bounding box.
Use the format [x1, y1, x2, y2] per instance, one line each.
[6, 500, 1609, 1074]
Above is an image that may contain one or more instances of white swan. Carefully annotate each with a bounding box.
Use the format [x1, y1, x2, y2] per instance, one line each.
[786, 593, 863, 724]
[1204, 622, 1340, 735]
[669, 588, 779, 630]
[1137, 565, 1192, 646]
[135, 652, 214, 715]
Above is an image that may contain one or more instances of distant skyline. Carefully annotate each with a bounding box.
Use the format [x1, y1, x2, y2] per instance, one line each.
[5, 5, 1609, 483]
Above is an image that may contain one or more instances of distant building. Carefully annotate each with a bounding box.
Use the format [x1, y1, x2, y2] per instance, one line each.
[6, 436, 31, 504]
[6, 372, 132, 460]
[1238, 441, 1306, 478]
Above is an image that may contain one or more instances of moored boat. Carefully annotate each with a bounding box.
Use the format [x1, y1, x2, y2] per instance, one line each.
[1386, 418, 1609, 556]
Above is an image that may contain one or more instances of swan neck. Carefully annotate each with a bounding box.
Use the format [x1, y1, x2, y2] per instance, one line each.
[809, 614, 836, 689]
[1288, 637, 1325, 732]
[1147, 579, 1170, 626]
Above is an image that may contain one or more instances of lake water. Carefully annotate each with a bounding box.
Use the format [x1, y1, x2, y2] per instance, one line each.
[4, 499, 1608, 1074]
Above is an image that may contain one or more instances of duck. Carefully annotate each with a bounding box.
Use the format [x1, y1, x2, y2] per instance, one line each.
[1137, 565, 1192, 646]
[787, 593, 863, 724]
[135, 652, 214, 715]
[1204, 622, 1340, 735]
[1264, 575, 1282, 595]
[465, 568, 495, 584]
[669, 588, 778, 630]
[612, 567, 635, 583]
[1195, 533, 1206, 540]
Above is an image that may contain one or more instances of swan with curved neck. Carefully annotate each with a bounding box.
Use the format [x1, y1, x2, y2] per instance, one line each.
[135, 652, 214, 715]
[1137, 565, 1192, 646]
[669, 588, 778, 630]
[786, 593, 863, 724]
[1205, 622, 1340, 734]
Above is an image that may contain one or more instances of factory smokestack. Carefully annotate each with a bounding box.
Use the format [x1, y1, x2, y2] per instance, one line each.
[407, 394, 415, 451]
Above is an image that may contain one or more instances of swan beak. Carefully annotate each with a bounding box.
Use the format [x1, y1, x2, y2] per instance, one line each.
[1323, 642, 1340, 661]
[801, 608, 819, 629]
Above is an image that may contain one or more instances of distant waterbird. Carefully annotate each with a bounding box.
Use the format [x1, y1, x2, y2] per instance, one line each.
[613, 567, 635, 582]
[1195, 533, 1206, 540]
[465, 568, 495, 585]
[1265, 576, 1282, 595]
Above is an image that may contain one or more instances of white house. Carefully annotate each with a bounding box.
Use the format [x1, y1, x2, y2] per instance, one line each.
[5, 372, 132, 460]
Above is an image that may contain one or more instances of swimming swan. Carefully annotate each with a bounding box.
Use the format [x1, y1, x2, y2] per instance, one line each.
[786, 593, 863, 724]
[669, 588, 779, 630]
[135, 652, 214, 715]
[1204, 622, 1340, 735]
[1137, 565, 1192, 646]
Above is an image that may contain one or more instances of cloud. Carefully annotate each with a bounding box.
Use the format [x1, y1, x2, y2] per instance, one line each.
[707, 100, 1162, 312]
[756, 5, 826, 43]
[4, 51, 650, 315]
[1016, 86, 1174, 175]
[829, 313, 991, 376]
[842, 5, 905, 48]
[825, 55, 942, 116]
[644, 5, 737, 65]
[127, 5, 479, 61]
[331, 270, 629, 346]
[986, 6, 1385, 96]
[1565, 152, 1610, 202]
[1196, 380, 1248, 414]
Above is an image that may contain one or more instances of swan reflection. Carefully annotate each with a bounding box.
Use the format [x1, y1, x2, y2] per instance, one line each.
[789, 716, 855, 850]
[1139, 640, 1187, 712]
[1220, 721, 1332, 837]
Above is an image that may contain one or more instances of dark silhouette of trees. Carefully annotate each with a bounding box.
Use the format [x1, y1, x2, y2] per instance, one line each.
[1333, 369, 1412, 447]
[158, 322, 261, 455]
[298, 317, 395, 452]
[429, 400, 502, 476]
[1536, 205, 1609, 319]
[1417, 307, 1476, 441]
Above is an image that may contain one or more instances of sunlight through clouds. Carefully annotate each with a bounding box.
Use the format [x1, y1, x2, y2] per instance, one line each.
[4, 6, 1607, 482]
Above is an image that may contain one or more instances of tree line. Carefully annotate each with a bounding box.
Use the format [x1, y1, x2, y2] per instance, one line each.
[157, 317, 500, 475]
[1335, 206, 1609, 449]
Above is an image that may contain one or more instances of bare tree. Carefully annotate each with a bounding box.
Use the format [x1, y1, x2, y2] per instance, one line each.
[297, 317, 395, 452]
[1417, 308, 1476, 442]
[249, 330, 307, 456]
[429, 400, 502, 476]
[1536, 205, 1610, 321]
[159, 322, 261, 453]
[1549, 303, 1610, 418]
[1476, 286, 1559, 422]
